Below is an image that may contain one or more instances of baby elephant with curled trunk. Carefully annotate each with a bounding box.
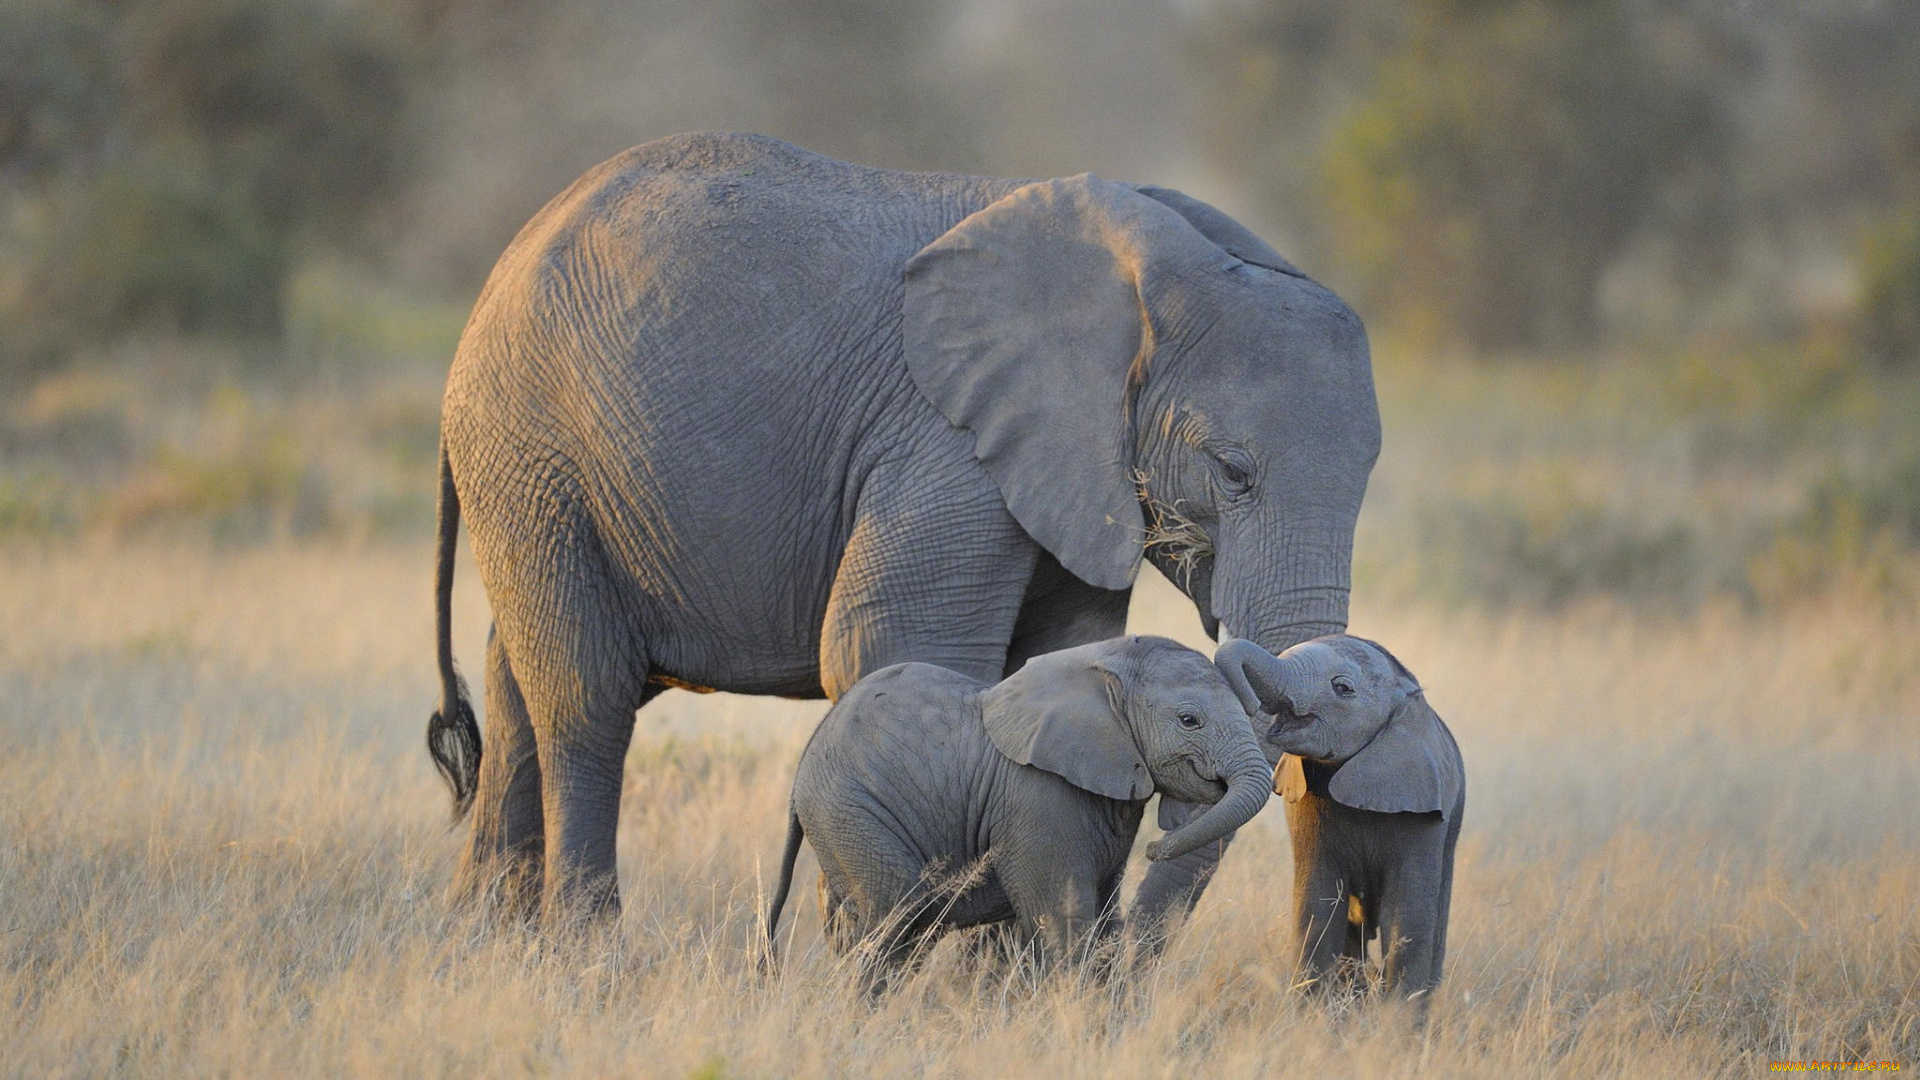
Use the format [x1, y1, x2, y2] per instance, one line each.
[767, 636, 1272, 982]
[1215, 635, 1464, 1004]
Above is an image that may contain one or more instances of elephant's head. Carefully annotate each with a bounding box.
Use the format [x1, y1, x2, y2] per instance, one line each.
[1213, 636, 1461, 816]
[981, 636, 1273, 862]
[904, 176, 1380, 659]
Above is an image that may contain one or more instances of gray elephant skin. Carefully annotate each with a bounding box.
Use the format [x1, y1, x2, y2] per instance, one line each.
[426, 131, 1380, 922]
[766, 637, 1272, 979]
[1215, 636, 1464, 1002]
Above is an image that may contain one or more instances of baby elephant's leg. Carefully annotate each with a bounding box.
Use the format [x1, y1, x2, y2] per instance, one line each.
[1342, 895, 1371, 992]
[849, 866, 943, 994]
[1292, 857, 1358, 994]
[818, 876, 855, 954]
[1375, 858, 1445, 1003]
[805, 815, 943, 992]
[1433, 814, 1461, 986]
[1004, 862, 1111, 973]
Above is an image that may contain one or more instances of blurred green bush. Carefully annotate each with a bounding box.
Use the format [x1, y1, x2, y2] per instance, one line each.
[1320, 0, 1724, 349]
[0, 0, 411, 377]
[4, 0, 1917, 370]
[1408, 464, 1920, 613]
[1856, 205, 1920, 370]
[0, 364, 440, 541]
[1416, 490, 1702, 609]
[1747, 454, 1920, 605]
[1189, 0, 1920, 355]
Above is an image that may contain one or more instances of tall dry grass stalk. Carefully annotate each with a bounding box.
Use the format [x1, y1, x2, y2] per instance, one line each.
[2, 542, 1915, 1077]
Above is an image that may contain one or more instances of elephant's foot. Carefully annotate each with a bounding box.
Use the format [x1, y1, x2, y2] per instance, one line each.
[447, 848, 544, 926]
[537, 864, 623, 934]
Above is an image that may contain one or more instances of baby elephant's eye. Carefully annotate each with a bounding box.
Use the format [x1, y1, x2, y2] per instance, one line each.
[1177, 711, 1204, 730]
[1331, 677, 1357, 698]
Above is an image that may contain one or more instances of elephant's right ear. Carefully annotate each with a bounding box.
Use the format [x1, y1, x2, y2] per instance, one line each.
[979, 646, 1154, 802]
[903, 175, 1234, 591]
[1327, 695, 1463, 817]
[1129, 184, 1308, 279]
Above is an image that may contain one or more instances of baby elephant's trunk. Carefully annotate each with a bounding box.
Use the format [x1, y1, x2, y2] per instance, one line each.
[1146, 748, 1273, 863]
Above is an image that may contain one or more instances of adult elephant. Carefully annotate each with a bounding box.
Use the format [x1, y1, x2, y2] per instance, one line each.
[427, 132, 1380, 923]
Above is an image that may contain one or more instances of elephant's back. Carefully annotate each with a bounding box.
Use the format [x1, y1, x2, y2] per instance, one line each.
[797, 664, 1001, 856]
[806, 663, 990, 770]
[455, 133, 1016, 380]
[611, 131, 1004, 202]
[442, 130, 1015, 531]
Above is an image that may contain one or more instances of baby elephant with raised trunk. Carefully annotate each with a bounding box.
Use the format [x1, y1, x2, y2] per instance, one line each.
[1215, 635, 1464, 1004]
[767, 636, 1272, 982]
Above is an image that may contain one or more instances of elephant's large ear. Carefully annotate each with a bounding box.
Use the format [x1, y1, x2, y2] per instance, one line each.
[1327, 695, 1463, 817]
[980, 646, 1154, 802]
[903, 174, 1234, 591]
[1130, 185, 1307, 279]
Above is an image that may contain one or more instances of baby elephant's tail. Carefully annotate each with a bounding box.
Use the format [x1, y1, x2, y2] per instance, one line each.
[764, 812, 805, 969]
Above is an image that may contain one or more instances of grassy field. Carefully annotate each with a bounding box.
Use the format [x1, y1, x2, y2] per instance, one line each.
[2, 344, 1917, 1077]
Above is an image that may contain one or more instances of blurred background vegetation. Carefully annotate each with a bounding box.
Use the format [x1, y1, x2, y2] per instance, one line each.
[1, 0, 1915, 614]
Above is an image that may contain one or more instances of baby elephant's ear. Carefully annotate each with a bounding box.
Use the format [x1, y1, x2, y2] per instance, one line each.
[980, 651, 1154, 802]
[1327, 695, 1463, 817]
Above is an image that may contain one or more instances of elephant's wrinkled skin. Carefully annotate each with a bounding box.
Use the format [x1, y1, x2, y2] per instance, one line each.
[1215, 637, 1464, 1003]
[427, 132, 1380, 922]
[767, 637, 1272, 980]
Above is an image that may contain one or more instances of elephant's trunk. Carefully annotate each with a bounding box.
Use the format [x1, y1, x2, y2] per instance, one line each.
[1213, 637, 1297, 720]
[1210, 515, 1353, 656]
[1146, 746, 1273, 863]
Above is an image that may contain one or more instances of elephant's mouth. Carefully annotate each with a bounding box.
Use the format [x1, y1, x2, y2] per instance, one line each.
[1264, 706, 1316, 740]
[1175, 755, 1232, 798]
[1264, 707, 1333, 761]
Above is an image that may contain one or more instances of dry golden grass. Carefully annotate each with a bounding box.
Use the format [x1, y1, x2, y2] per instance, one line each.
[2, 341, 1915, 1076]
[2, 537, 1915, 1078]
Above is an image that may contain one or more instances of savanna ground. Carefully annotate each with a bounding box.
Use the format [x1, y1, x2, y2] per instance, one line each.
[2, 332, 1917, 1078]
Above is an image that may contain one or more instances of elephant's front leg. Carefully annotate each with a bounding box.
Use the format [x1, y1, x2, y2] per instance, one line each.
[1009, 871, 1109, 973]
[1291, 859, 1358, 995]
[997, 819, 1125, 972]
[818, 454, 1036, 695]
[1376, 859, 1445, 1003]
[1001, 551, 1130, 676]
[1130, 717, 1281, 939]
[1129, 799, 1239, 941]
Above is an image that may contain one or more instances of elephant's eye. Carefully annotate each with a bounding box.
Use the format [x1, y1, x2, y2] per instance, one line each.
[1332, 677, 1356, 698]
[1177, 711, 1204, 730]
[1214, 448, 1255, 494]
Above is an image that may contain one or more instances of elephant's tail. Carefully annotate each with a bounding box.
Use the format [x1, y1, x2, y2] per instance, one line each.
[764, 812, 805, 968]
[426, 435, 481, 820]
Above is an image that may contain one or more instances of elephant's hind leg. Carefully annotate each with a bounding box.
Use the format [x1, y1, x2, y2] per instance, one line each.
[452, 624, 546, 917]
[524, 637, 652, 928]
[479, 514, 651, 927]
[813, 826, 946, 993]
